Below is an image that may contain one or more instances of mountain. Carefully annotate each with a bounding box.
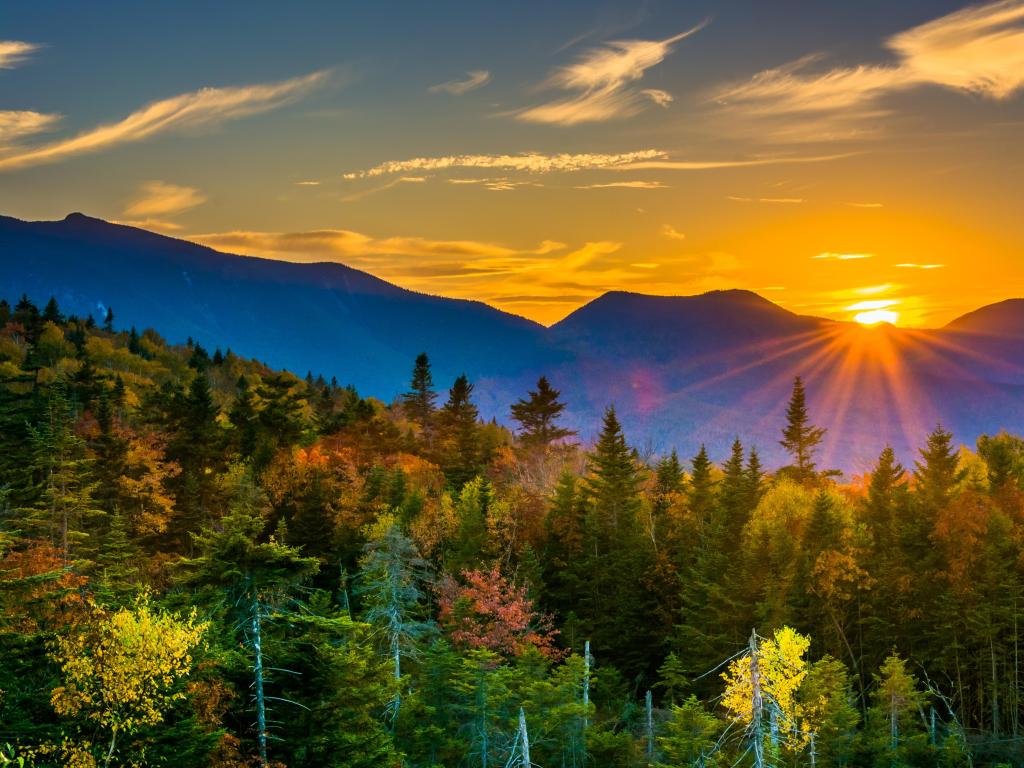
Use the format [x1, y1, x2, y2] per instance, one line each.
[0, 213, 556, 395]
[2, 212, 1023, 470]
[944, 299, 1024, 337]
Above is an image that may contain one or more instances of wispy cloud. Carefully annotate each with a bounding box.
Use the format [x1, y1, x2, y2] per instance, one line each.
[123, 180, 206, 218]
[0, 70, 329, 172]
[813, 252, 873, 260]
[0, 41, 41, 69]
[662, 224, 686, 240]
[845, 201, 883, 208]
[615, 152, 854, 170]
[575, 180, 668, 189]
[727, 195, 804, 204]
[514, 22, 707, 125]
[190, 228, 566, 263]
[295, 180, 321, 186]
[343, 149, 666, 178]
[894, 262, 945, 269]
[711, 0, 1024, 139]
[0, 110, 61, 145]
[429, 70, 491, 95]
[116, 180, 207, 232]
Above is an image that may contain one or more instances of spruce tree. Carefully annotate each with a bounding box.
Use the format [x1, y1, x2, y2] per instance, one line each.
[779, 376, 826, 482]
[42, 296, 64, 324]
[914, 424, 964, 513]
[402, 353, 437, 442]
[510, 376, 575, 450]
[439, 374, 481, 487]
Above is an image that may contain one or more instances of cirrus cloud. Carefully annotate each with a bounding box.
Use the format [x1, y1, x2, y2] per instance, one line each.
[0, 70, 330, 172]
[429, 70, 491, 95]
[513, 22, 708, 125]
[0, 41, 40, 69]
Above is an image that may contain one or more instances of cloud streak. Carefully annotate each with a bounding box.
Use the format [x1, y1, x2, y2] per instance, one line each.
[514, 22, 707, 125]
[0, 70, 329, 172]
[123, 180, 206, 218]
[429, 70, 491, 95]
[0, 41, 40, 69]
[711, 0, 1024, 138]
[0, 110, 61, 144]
[344, 149, 666, 178]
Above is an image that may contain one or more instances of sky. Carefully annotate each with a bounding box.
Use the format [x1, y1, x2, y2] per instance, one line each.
[2, 0, 1023, 327]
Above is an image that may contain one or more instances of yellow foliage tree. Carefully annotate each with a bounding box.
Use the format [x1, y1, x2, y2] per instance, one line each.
[721, 626, 811, 752]
[50, 597, 207, 767]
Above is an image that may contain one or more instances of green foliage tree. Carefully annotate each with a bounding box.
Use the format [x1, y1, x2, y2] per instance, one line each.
[779, 376, 826, 483]
[510, 376, 575, 451]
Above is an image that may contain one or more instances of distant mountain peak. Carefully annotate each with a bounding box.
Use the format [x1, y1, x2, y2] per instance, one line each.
[945, 298, 1024, 337]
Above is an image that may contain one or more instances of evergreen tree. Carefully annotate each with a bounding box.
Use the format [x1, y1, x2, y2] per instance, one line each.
[779, 376, 826, 482]
[179, 473, 319, 767]
[439, 374, 481, 487]
[42, 296, 63, 325]
[402, 352, 437, 442]
[356, 519, 435, 724]
[510, 376, 575, 450]
[103, 306, 115, 332]
[914, 424, 964, 513]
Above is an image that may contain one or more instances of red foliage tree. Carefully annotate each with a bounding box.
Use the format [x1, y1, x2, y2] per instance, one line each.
[436, 564, 561, 659]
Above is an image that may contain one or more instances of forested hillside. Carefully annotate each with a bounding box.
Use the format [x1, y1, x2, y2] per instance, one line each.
[3, 293, 1024, 767]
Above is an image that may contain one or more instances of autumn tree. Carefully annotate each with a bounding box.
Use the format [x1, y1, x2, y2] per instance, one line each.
[437, 564, 560, 658]
[50, 596, 207, 768]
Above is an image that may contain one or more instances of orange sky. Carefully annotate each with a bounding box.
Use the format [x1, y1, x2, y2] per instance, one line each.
[3, 1, 1023, 327]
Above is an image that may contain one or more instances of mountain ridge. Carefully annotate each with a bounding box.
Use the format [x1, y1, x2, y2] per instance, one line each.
[2, 212, 1023, 468]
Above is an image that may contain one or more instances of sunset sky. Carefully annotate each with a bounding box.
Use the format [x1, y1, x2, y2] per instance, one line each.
[2, 1, 1023, 326]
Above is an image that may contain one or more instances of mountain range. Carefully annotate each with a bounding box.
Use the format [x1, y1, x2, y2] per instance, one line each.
[3, 212, 1023, 471]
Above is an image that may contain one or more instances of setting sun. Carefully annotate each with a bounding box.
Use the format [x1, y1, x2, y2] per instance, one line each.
[854, 308, 900, 325]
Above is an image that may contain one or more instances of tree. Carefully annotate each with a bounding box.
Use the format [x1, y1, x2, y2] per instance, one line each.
[357, 516, 434, 724]
[657, 696, 725, 768]
[402, 353, 437, 442]
[914, 424, 964, 514]
[510, 376, 575, 450]
[437, 564, 560, 658]
[439, 374, 482, 487]
[42, 296, 64, 325]
[50, 597, 207, 768]
[19, 383, 105, 564]
[867, 653, 929, 759]
[103, 307, 114, 333]
[178, 471, 319, 767]
[779, 376, 826, 482]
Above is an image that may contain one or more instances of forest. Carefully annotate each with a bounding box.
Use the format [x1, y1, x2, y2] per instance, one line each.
[1, 293, 1023, 768]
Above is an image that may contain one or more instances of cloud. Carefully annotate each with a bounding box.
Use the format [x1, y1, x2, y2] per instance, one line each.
[189, 228, 566, 263]
[123, 180, 206, 218]
[711, 0, 1024, 137]
[0, 41, 40, 69]
[575, 180, 668, 189]
[429, 70, 491, 95]
[813, 252, 873, 260]
[662, 224, 686, 240]
[0, 110, 61, 145]
[894, 262, 945, 269]
[845, 201, 883, 208]
[727, 195, 803, 204]
[344, 149, 666, 178]
[514, 22, 707, 125]
[615, 152, 855, 170]
[342, 175, 428, 202]
[295, 180, 321, 186]
[846, 299, 900, 311]
[0, 69, 329, 172]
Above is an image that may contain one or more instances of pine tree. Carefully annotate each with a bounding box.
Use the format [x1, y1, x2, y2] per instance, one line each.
[42, 296, 64, 324]
[103, 306, 115, 332]
[179, 473, 319, 767]
[510, 376, 575, 450]
[357, 519, 435, 724]
[439, 374, 481, 487]
[779, 376, 826, 482]
[914, 424, 964, 513]
[402, 353, 437, 442]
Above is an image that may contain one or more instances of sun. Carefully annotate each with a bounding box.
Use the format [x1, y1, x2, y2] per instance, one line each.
[855, 308, 900, 326]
